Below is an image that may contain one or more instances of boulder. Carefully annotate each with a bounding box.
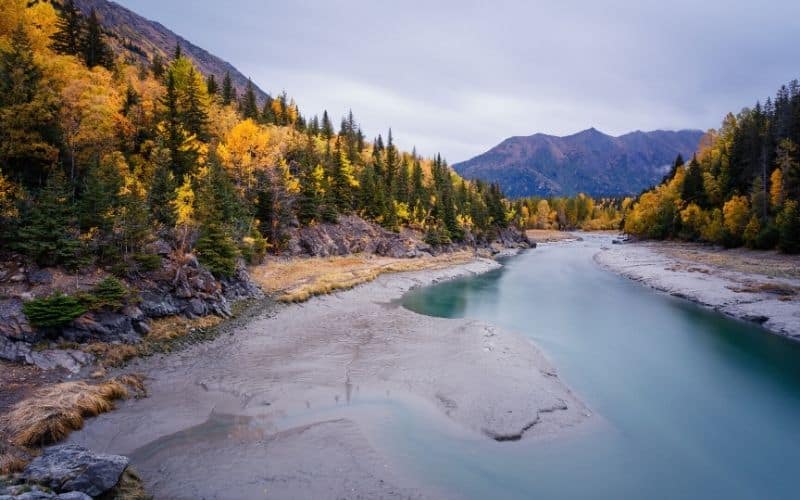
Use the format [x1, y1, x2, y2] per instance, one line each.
[0, 298, 39, 343]
[21, 444, 128, 498]
[0, 337, 94, 373]
[0, 485, 92, 499]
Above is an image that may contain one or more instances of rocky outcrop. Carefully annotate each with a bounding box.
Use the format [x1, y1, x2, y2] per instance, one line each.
[0, 245, 262, 371]
[287, 215, 432, 258]
[1, 445, 128, 499]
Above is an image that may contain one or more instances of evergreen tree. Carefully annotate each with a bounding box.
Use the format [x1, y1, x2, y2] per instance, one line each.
[681, 156, 705, 206]
[151, 53, 165, 79]
[195, 221, 238, 277]
[221, 71, 235, 106]
[240, 78, 259, 120]
[321, 110, 334, 140]
[297, 161, 323, 225]
[149, 149, 177, 226]
[17, 171, 86, 269]
[777, 200, 800, 253]
[206, 74, 219, 96]
[51, 0, 84, 56]
[330, 144, 358, 212]
[183, 67, 209, 141]
[82, 9, 113, 69]
[173, 43, 182, 61]
[261, 95, 275, 124]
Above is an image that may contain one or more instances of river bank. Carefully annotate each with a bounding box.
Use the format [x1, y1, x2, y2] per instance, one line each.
[595, 240, 800, 340]
[59, 253, 587, 498]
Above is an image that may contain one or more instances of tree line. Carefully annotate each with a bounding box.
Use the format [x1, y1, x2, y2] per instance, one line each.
[511, 194, 631, 231]
[624, 81, 800, 253]
[0, 1, 513, 278]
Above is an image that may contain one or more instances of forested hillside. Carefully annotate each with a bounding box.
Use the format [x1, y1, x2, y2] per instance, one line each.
[624, 80, 800, 253]
[0, 0, 512, 280]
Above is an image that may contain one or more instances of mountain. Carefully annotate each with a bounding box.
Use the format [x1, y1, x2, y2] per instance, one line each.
[57, 0, 268, 102]
[452, 128, 704, 198]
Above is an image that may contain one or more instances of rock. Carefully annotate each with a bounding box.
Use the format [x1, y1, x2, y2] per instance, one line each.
[612, 239, 622, 245]
[9, 274, 25, 282]
[61, 311, 140, 344]
[27, 269, 53, 285]
[25, 349, 94, 373]
[0, 485, 92, 499]
[0, 297, 36, 343]
[21, 444, 129, 498]
[145, 239, 172, 256]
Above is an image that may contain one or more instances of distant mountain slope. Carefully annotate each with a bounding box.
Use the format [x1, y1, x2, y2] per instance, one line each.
[453, 128, 704, 198]
[60, 0, 268, 102]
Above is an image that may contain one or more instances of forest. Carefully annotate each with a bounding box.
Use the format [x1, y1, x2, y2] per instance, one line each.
[624, 81, 800, 253]
[511, 194, 631, 231]
[0, 0, 512, 280]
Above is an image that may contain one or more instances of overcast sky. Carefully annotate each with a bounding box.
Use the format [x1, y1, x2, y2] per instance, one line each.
[118, 0, 800, 163]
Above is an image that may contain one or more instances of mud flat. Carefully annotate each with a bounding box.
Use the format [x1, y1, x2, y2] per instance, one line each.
[67, 256, 589, 499]
[595, 241, 800, 340]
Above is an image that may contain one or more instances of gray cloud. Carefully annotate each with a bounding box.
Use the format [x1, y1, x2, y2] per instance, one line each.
[119, 0, 800, 162]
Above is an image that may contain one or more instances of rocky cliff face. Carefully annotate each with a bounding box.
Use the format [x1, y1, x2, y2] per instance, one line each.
[453, 128, 704, 197]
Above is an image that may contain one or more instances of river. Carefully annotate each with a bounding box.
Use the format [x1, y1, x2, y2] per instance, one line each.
[399, 234, 800, 499]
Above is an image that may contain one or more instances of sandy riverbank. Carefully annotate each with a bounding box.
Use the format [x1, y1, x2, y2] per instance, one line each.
[66, 255, 589, 499]
[595, 241, 800, 340]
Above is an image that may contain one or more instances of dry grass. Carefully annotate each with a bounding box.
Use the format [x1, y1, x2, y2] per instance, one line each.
[730, 282, 798, 297]
[0, 451, 28, 474]
[1, 375, 145, 448]
[251, 251, 476, 302]
[146, 315, 224, 341]
[525, 229, 578, 243]
[653, 242, 800, 279]
[83, 343, 139, 368]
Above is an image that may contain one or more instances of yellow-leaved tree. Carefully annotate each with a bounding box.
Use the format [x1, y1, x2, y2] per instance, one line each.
[171, 176, 195, 253]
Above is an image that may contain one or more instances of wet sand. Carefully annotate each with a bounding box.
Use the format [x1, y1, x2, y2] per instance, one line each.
[67, 256, 589, 499]
[596, 242, 800, 340]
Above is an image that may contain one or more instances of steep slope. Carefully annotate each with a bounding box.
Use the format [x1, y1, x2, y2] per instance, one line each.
[453, 128, 704, 197]
[57, 0, 268, 102]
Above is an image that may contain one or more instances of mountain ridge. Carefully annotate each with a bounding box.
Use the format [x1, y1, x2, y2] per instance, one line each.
[453, 128, 704, 198]
[62, 0, 269, 102]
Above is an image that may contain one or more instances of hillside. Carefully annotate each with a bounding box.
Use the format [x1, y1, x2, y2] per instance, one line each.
[453, 128, 704, 198]
[51, 0, 269, 102]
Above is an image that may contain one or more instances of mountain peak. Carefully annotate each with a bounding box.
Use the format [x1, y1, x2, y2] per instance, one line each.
[453, 129, 703, 198]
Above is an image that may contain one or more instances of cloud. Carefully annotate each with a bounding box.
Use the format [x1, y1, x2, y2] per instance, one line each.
[119, 0, 800, 162]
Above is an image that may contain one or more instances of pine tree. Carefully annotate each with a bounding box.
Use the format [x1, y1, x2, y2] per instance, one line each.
[240, 78, 259, 120]
[681, 156, 705, 206]
[195, 221, 238, 277]
[82, 9, 113, 69]
[206, 74, 219, 96]
[221, 71, 235, 106]
[149, 148, 177, 227]
[297, 162, 323, 225]
[173, 43, 183, 61]
[51, 0, 84, 56]
[777, 200, 800, 253]
[17, 171, 86, 269]
[183, 67, 209, 141]
[321, 110, 334, 140]
[261, 96, 274, 124]
[331, 144, 358, 212]
[151, 53, 165, 79]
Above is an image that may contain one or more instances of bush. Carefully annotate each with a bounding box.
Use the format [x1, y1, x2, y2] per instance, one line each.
[240, 227, 268, 265]
[88, 277, 128, 310]
[424, 226, 452, 246]
[133, 253, 162, 272]
[23, 292, 86, 329]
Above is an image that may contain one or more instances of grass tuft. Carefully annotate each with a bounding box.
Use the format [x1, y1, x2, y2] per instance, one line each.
[0, 377, 145, 448]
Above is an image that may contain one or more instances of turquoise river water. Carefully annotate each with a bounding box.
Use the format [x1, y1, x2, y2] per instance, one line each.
[398, 234, 800, 500]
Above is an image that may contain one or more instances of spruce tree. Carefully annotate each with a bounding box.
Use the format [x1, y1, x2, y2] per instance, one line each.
[331, 144, 358, 212]
[51, 0, 84, 56]
[206, 74, 219, 96]
[241, 78, 259, 120]
[17, 171, 85, 269]
[82, 9, 113, 69]
[261, 96, 275, 124]
[321, 110, 334, 140]
[183, 67, 209, 141]
[151, 53, 165, 79]
[195, 221, 238, 277]
[221, 71, 235, 106]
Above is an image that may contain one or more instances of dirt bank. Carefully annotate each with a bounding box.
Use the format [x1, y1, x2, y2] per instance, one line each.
[595, 241, 800, 340]
[66, 255, 589, 499]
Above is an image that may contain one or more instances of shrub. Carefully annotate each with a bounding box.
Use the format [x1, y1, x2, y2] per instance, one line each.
[88, 277, 128, 310]
[133, 253, 162, 272]
[23, 292, 86, 329]
[240, 227, 268, 265]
